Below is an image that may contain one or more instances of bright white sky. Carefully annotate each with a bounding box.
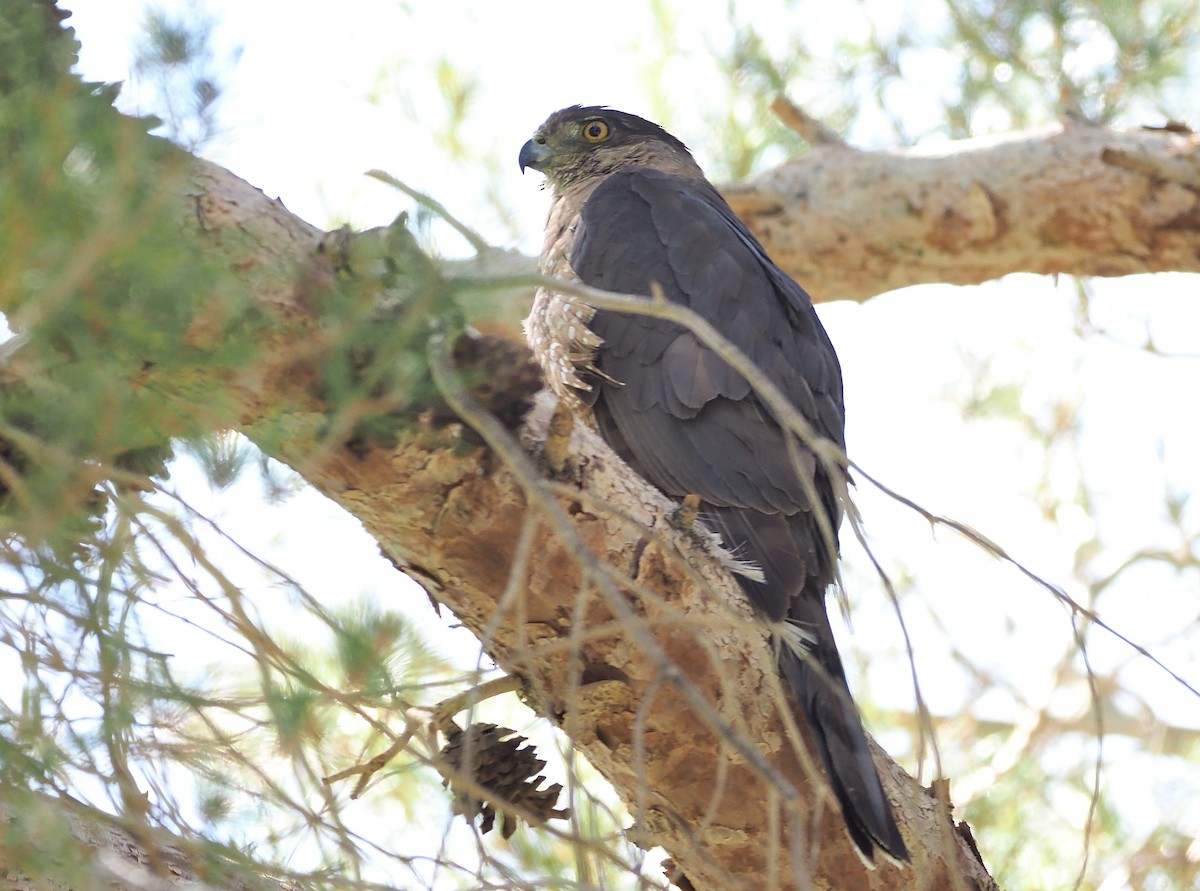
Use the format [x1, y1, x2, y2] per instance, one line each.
[55, 0, 1200, 884]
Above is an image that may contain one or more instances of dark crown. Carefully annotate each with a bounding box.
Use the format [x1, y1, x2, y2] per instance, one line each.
[542, 105, 692, 156]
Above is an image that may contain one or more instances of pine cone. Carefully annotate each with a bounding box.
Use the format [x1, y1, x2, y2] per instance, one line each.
[439, 722, 569, 838]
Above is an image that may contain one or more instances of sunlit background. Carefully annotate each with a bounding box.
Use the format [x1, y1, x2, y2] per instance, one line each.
[9, 1, 1198, 888]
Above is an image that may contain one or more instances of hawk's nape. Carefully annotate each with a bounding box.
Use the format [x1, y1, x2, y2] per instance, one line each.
[520, 105, 908, 867]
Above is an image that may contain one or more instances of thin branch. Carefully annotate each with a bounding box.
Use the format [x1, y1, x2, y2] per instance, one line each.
[366, 169, 492, 254]
[770, 95, 848, 148]
[432, 675, 524, 729]
[458, 266, 1199, 739]
[852, 464, 1200, 700]
[451, 272, 846, 590]
[1069, 611, 1104, 891]
[321, 675, 524, 797]
[426, 332, 803, 803]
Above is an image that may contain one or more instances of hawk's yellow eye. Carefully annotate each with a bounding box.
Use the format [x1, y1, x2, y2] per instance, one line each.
[582, 120, 610, 142]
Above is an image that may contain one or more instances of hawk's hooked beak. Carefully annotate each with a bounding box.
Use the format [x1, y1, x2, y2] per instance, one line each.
[518, 138, 552, 173]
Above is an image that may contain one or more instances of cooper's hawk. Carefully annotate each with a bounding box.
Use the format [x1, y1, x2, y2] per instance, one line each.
[519, 105, 908, 866]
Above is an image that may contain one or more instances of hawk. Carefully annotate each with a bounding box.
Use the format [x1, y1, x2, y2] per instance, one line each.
[519, 105, 908, 866]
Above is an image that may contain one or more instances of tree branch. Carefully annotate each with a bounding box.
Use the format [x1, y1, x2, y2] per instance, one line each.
[434, 121, 1199, 327]
[11, 12, 1193, 884]
[30, 114, 1200, 890]
[721, 122, 1200, 303]
[166, 156, 998, 889]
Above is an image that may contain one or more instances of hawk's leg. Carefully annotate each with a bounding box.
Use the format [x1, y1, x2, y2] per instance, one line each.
[671, 493, 702, 529]
[544, 399, 575, 475]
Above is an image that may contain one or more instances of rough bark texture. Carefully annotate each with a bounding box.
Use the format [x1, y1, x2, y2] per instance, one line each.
[17, 119, 1199, 889]
[722, 122, 1200, 303]
[293, 392, 996, 890]
[179, 156, 1011, 889]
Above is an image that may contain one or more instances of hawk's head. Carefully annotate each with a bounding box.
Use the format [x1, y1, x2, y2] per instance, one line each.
[519, 106, 699, 188]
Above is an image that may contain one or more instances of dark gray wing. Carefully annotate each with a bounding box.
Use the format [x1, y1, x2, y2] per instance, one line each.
[569, 168, 909, 865]
[570, 167, 846, 615]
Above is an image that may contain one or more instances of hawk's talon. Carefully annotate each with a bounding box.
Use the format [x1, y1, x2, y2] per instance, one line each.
[671, 494, 702, 530]
[544, 400, 574, 475]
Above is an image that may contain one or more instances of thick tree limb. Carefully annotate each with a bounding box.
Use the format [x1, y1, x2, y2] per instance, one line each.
[457, 122, 1200, 328]
[162, 120, 1200, 888]
[721, 121, 1200, 302]
[24, 9, 1196, 891]
[177, 158, 999, 890]
[25, 117, 1200, 889]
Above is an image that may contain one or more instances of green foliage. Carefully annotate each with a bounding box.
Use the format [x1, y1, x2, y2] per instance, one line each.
[307, 218, 460, 448]
[0, 8, 263, 555]
[332, 600, 426, 697]
[946, 0, 1200, 128]
[180, 433, 252, 490]
[0, 2, 80, 94]
[0, 11, 471, 886]
[0, 477, 465, 872]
